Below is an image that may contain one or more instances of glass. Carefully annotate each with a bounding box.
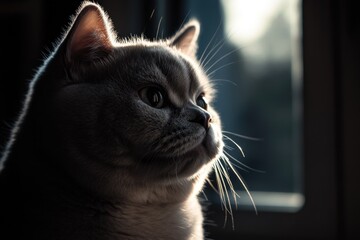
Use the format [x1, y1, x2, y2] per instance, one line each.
[189, 0, 303, 212]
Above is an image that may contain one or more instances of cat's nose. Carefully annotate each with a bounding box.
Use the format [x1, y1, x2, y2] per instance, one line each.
[187, 106, 212, 130]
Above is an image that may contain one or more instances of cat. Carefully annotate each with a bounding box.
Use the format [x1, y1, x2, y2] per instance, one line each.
[0, 2, 224, 240]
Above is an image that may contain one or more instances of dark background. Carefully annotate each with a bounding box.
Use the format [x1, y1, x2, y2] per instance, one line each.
[0, 0, 359, 239]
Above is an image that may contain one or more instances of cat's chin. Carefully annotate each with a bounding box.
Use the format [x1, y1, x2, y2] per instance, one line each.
[175, 128, 221, 177]
[125, 125, 222, 186]
[152, 127, 222, 181]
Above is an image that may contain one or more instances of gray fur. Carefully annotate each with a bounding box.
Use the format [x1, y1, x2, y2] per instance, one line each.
[0, 2, 223, 239]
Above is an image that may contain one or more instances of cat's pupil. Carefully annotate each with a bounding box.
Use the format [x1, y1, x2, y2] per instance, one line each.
[140, 87, 164, 108]
[149, 90, 162, 106]
[196, 95, 208, 110]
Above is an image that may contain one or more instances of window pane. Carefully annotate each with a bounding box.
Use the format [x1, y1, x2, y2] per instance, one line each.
[189, 0, 303, 212]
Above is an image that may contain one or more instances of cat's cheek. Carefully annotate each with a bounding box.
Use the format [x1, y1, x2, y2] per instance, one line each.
[203, 126, 223, 160]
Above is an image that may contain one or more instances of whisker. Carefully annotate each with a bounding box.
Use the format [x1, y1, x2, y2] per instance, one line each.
[201, 21, 240, 69]
[156, 17, 163, 40]
[202, 38, 228, 70]
[205, 48, 239, 75]
[141, 9, 156, 36]
[207, 62, 236, 79]
[223, 151, 250, 172]
[209, 78, 238, 87]
[178, 10, 192, 30]
[214, 162, 230, 226]
[224, 145, 234, 151]
[200, 27, 223, 66]
[218, 160, 240, 206]
[214, 163, 226, 212]
[149, 9, 155, 19]
[222, 135, 245, 157]
[217, 160, 235, 229]
[223, 154, 258, 215]
[218, 160, 236, 205]
[209, 141, 259, 229]
[223, 150, 265, 173]
[222, 130, 263, 141]
[199, 21, 222, 65]
[220, 154, 242, 200]
[206, 178, 219, 195]
[201, 190, 208, 201]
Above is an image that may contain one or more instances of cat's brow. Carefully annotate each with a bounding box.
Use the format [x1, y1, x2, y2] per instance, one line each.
[167, 89, 183, 107]
[183, 60, 201, 97]
[155, 56, 192, 107]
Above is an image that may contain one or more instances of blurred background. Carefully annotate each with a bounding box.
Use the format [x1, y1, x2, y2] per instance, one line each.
[0, 0, 359, 239]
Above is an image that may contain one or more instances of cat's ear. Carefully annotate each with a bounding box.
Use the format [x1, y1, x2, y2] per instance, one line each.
[64, 2, 115, 63]
[169, 20, 200, 57]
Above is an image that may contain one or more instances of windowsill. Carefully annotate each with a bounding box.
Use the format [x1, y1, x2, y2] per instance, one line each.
[209, 191, 305, 213]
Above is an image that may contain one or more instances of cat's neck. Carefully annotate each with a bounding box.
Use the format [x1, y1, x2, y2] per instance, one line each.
[2, 169, 204, 240]
[52, 174, 204, 240]
[1, 148, 205, 240]
[89, 197, 204, 240]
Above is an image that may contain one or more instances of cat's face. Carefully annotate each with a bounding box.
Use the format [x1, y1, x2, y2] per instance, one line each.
[46, 3, 223, 202]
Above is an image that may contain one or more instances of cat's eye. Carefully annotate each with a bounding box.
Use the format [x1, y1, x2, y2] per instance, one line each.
[139, 87, 165, 108]
[196, 95, 208, 110]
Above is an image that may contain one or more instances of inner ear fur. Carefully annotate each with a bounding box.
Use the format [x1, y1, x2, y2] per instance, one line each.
[169, 20, 200, 57]
[65, 2, 116, 63]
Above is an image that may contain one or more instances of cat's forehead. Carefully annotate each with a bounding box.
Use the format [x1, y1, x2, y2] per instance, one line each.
[115, 45, 205, 100]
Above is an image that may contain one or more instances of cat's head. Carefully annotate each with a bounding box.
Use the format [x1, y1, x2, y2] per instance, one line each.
[41, 2, 223, 203]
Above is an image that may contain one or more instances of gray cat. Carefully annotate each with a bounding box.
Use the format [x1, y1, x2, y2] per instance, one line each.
[0, 2, 226, 240]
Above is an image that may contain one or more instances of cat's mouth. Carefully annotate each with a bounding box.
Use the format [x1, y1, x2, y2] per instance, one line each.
[130, 126, 221, 181]
[175, 127, 221, 176]
[153, 127, 221, 179]
[155, 126, 220, 160]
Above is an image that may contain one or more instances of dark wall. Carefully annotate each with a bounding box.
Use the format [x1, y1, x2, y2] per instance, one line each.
[0, 0, 187, 150]
[335, 0, 360, 237]
[0, 0, 83, 149]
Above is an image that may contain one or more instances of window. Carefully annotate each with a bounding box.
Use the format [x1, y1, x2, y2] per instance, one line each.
[188, 0, 303, 213]
[185, 0, 340, 239]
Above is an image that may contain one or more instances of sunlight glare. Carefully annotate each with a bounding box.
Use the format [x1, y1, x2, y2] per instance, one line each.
[221, 0, 285, 45]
